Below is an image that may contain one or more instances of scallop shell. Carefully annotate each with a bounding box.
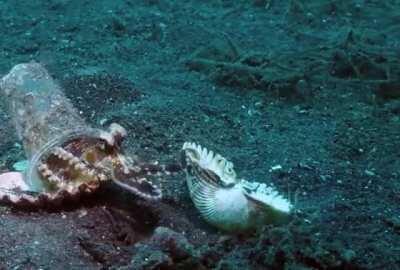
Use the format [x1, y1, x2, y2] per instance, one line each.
[182, 142, 293, 232]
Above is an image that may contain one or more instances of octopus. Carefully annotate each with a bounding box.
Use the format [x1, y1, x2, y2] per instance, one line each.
[0, 123, 179, 207]
[0, 62, 178, 208]
[181, 142, 293, 232]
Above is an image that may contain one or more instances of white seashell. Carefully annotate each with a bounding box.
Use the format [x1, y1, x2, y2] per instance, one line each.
[182, 142, 293, 232]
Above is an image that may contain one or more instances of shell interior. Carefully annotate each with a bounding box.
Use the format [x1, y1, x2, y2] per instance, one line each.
[240, 180, 292, 213]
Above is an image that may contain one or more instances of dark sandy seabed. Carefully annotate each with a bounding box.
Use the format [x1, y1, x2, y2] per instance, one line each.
[0, 0, 399, 269]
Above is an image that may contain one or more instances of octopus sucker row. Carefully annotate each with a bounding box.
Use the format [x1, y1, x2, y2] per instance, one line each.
[0, 169, 100, 208]
[38, 163, 52, 177]
[52, 147, 89, 172]
[111, 175, 162, 201]
[39, 144, 110, 184]
[53, 147, 75, 161]
[0, 186, 96, 208]
[0, 191, 37, 205]
[122, 162, 180, 179]
[141, 164, 172, 176]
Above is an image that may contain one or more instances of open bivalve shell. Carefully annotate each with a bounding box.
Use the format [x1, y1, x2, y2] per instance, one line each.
[182, 142, 293, 232]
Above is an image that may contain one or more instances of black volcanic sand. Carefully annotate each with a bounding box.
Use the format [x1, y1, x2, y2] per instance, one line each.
[0, 1, 399, 269]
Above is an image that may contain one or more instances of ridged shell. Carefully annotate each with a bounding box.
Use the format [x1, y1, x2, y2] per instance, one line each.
[182, 142, 293, 232]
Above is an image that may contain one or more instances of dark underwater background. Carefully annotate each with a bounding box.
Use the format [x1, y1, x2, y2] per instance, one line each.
[0, 0, 399, 269]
